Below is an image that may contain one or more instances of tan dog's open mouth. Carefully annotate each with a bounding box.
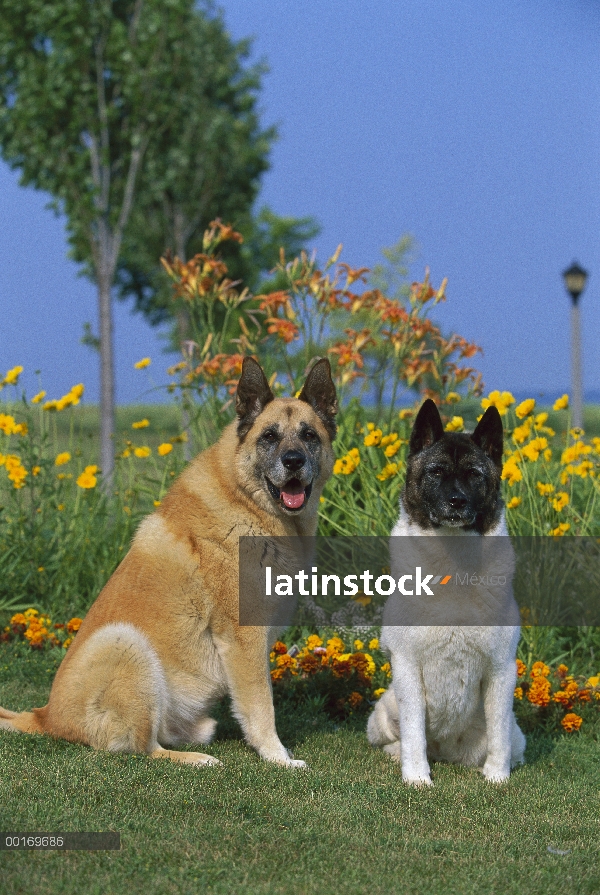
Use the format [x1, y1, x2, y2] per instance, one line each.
[266, 477, 313, 511]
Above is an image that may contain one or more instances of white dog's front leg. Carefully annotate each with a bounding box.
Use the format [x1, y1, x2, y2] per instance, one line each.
[481, 664, 515, 782]
[392, 661, 432, 786]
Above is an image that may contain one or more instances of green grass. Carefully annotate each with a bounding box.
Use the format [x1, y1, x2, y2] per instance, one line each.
[1, 643, 599, 895]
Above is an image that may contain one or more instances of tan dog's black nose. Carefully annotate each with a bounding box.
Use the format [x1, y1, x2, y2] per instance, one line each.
[282, 450, 305, 472]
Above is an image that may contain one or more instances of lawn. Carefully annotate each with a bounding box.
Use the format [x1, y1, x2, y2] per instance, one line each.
[1, 642, 599, 895]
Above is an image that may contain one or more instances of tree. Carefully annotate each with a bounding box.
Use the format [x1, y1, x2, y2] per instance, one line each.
[0, 1, 273, 479]
[112, 13, 318, 342]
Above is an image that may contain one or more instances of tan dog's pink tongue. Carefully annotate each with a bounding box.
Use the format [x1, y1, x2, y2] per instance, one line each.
[281, 490, 305, 509]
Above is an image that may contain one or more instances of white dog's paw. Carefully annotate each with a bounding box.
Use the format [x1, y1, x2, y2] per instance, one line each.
[402, 773, 433, 788]
[383, 741, 401, 762]
[481, 761, 510, 783]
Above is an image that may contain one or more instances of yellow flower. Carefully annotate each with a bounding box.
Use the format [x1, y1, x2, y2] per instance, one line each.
[446, 392, 461, 404]
[384, 441, 401, 458]
[521, 437, 548, 462]
[32, 466, 41, 476]
[380, 662, 392, 676]
[158, 443, 173, 456]
[57, 503, 65, 511]
[506, 496, 521, 509]
[3, 365, 23, 386]
[373, 688, 386, 699]
[377, 462, 399, 481]
[481, 390, 515, 416]
[399, 409, 414, 420]
[76, 465, 98, 489]
[31, 391, 46, 404]
[587, 676, 599, 688]
[0, 413, 19, 435]
[561, 442, 591, 465]
[445, 416, 464, 432]
[134, 446, 151, 458]
[553, 394, 569, 411]
[550, 522, 570, 536]
[326, 636, 345, 657]
[364, 428, 383, 447]
[536, 482, 554, 496]
[333, 448, 360, 475]
[354, 639, 364, 651]
[501, 456, 522, 486]
[512, 420, 532, 444]
[369, 638, 379, 650]
[4, 455, 28, 488]
[153, 500, 161, 507]
[132, 419, 149, 429]
[55, 452, 71, 466]
[134, 357, 151, 369]
[380, 433, 399, 447]
[515, 398, 535, 419]
[306, 634, 323, 650]
[514, 687, 523, 700]
[551, 491, 569, 512]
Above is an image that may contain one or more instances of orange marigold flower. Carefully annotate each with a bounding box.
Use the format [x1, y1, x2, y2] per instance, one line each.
[66, 618, 82, 633]
[531, 661, 550, 678]
[527, 677, 551, 707]
[297, 653, 320, 675]
[516, 659, 527, 677]
[514, 687, 523, 700]
[347, 691, 364, 709]
[272, 641, 288, 655]
[561, 713, 583, 732]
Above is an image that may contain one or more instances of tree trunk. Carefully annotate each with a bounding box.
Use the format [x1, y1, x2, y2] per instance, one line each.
[98, 269, 115, 483]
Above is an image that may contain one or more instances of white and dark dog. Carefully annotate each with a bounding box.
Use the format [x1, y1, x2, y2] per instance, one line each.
[367, 399, 525, 785]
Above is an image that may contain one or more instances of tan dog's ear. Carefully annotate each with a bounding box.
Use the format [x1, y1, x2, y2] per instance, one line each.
[298, 358, 338, 440]
[236, 358, 274, 439]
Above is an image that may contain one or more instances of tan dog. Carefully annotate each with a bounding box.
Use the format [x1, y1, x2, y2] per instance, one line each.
[0, 358, 337, 768]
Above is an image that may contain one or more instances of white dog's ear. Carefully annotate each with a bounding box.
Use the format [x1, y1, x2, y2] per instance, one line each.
[409, 399, 444, 455]
[471, 406, 504, 468]
[298, 358, 338, 440]
[236, 357, 274, 438]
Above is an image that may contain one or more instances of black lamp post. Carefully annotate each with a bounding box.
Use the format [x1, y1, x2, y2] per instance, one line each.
[562, 262, 588, 429]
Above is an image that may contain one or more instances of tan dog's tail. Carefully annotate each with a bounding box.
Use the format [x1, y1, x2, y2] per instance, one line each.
[0, 706, 45, 735]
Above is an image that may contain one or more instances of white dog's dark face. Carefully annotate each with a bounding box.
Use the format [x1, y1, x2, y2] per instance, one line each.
[402, 399, 504, 534]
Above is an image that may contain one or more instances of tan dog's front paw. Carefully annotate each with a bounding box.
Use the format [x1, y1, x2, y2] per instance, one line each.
[152, 746, 222, 767]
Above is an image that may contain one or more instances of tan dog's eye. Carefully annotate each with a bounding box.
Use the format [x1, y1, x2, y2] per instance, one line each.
[302, 429, 319, 443]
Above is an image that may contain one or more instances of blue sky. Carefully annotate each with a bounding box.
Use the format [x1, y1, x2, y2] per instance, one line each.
[1, 0, 598, 404]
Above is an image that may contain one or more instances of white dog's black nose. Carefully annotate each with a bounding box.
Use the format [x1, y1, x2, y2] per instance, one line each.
[282, 450, 306, 471]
